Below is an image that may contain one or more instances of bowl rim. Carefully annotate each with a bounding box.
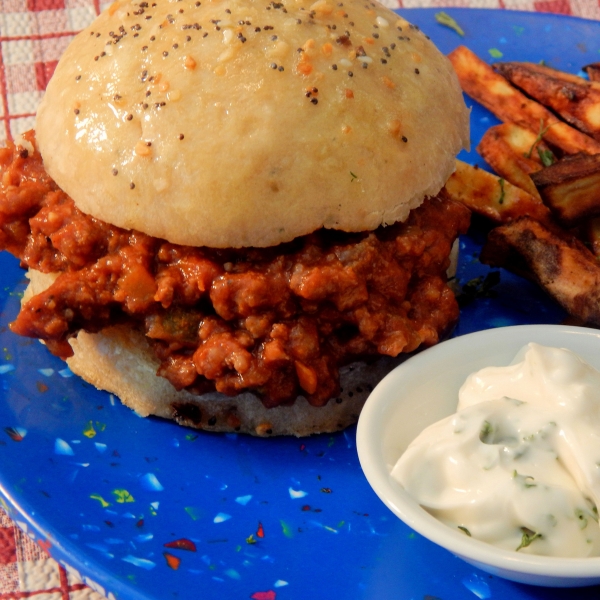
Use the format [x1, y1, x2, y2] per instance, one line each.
[356, 324, 600, 580]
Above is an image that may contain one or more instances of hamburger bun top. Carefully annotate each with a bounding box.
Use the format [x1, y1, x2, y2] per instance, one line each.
[35, 0, 469, 248]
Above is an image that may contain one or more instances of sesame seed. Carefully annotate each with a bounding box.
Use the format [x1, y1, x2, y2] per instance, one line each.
[114, 94, 122, 100]
[173, 43, 179, 49]
[255, 27, 261, 32]
[142, 103, 148, 109]
[130, 182, 136, 189]
[127, 114, 133, 120]
[112, 169, 118, 175]
[74, 108, 80, 115]
[414, 68, 420, 74]
[179, 133, 184, 140]
[381, 58, 387, 64]
[278, 65, 284, 71]
[163, 51, 169, 57]
[310, 98, 318, 104]
[186, 35, 191, 41]
[203, 32, 208, 37]
[75, 75, 81, 81]
[142, 45, 148, 51]
[331, 64, 338, 70]
[402, 136, 408, 142]
[348, 71, 353, 77]
[270, 62, 277, 69]
[373, 33, 379, 38]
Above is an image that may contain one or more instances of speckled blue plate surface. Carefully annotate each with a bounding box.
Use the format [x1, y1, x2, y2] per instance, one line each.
[0, 8, 599, 600]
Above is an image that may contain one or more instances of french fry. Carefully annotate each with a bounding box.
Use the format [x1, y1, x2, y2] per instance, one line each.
[477, 124, 544, 200]
[448, 46, 600, 155]
[530, 153, 600, 225]
[500, 61, 600, 91]
[444, 160, 551, 223]
[481, 217, 600, 326]
[494, 62, 600, 141]
[490, 122, 554, 166]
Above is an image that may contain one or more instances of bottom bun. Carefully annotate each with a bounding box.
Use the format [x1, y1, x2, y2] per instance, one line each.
[25, 270, 404, 437]
[69, 325, 402, 437]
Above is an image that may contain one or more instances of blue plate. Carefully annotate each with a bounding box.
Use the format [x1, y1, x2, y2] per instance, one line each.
[0, 8, 598, 600]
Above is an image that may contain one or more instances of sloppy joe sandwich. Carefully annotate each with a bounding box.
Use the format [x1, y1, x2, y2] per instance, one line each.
[0, 0, 470, 436]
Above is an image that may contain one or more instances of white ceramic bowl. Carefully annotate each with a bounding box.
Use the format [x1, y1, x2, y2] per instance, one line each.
[356, 324, 600, 588]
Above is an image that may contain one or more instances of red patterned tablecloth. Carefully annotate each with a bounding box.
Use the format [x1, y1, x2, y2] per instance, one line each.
[0, 0, 598, 597]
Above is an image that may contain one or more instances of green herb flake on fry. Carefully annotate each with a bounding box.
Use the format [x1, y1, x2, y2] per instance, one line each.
[498, 177, 506, 205]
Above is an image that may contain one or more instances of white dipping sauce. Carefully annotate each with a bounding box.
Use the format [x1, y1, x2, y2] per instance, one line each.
[391, 343, 600, 557]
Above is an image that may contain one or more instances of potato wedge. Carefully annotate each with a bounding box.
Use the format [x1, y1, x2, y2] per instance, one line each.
[444, 160, 551, 223]
[502, 61, 600, 90]
[495, 61, 600, 141]
[530, 153, 600, 225]
[490, 122, 554, 165]
[477, 125, 544, 199]
[481, 217, 600, 326]
[448, 46, 600, 155]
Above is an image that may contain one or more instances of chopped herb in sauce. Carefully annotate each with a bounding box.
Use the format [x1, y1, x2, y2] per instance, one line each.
[516, 527, 542, 551]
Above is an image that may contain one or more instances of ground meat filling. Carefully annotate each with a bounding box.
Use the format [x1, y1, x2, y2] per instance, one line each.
[0, 132, 471, 408]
